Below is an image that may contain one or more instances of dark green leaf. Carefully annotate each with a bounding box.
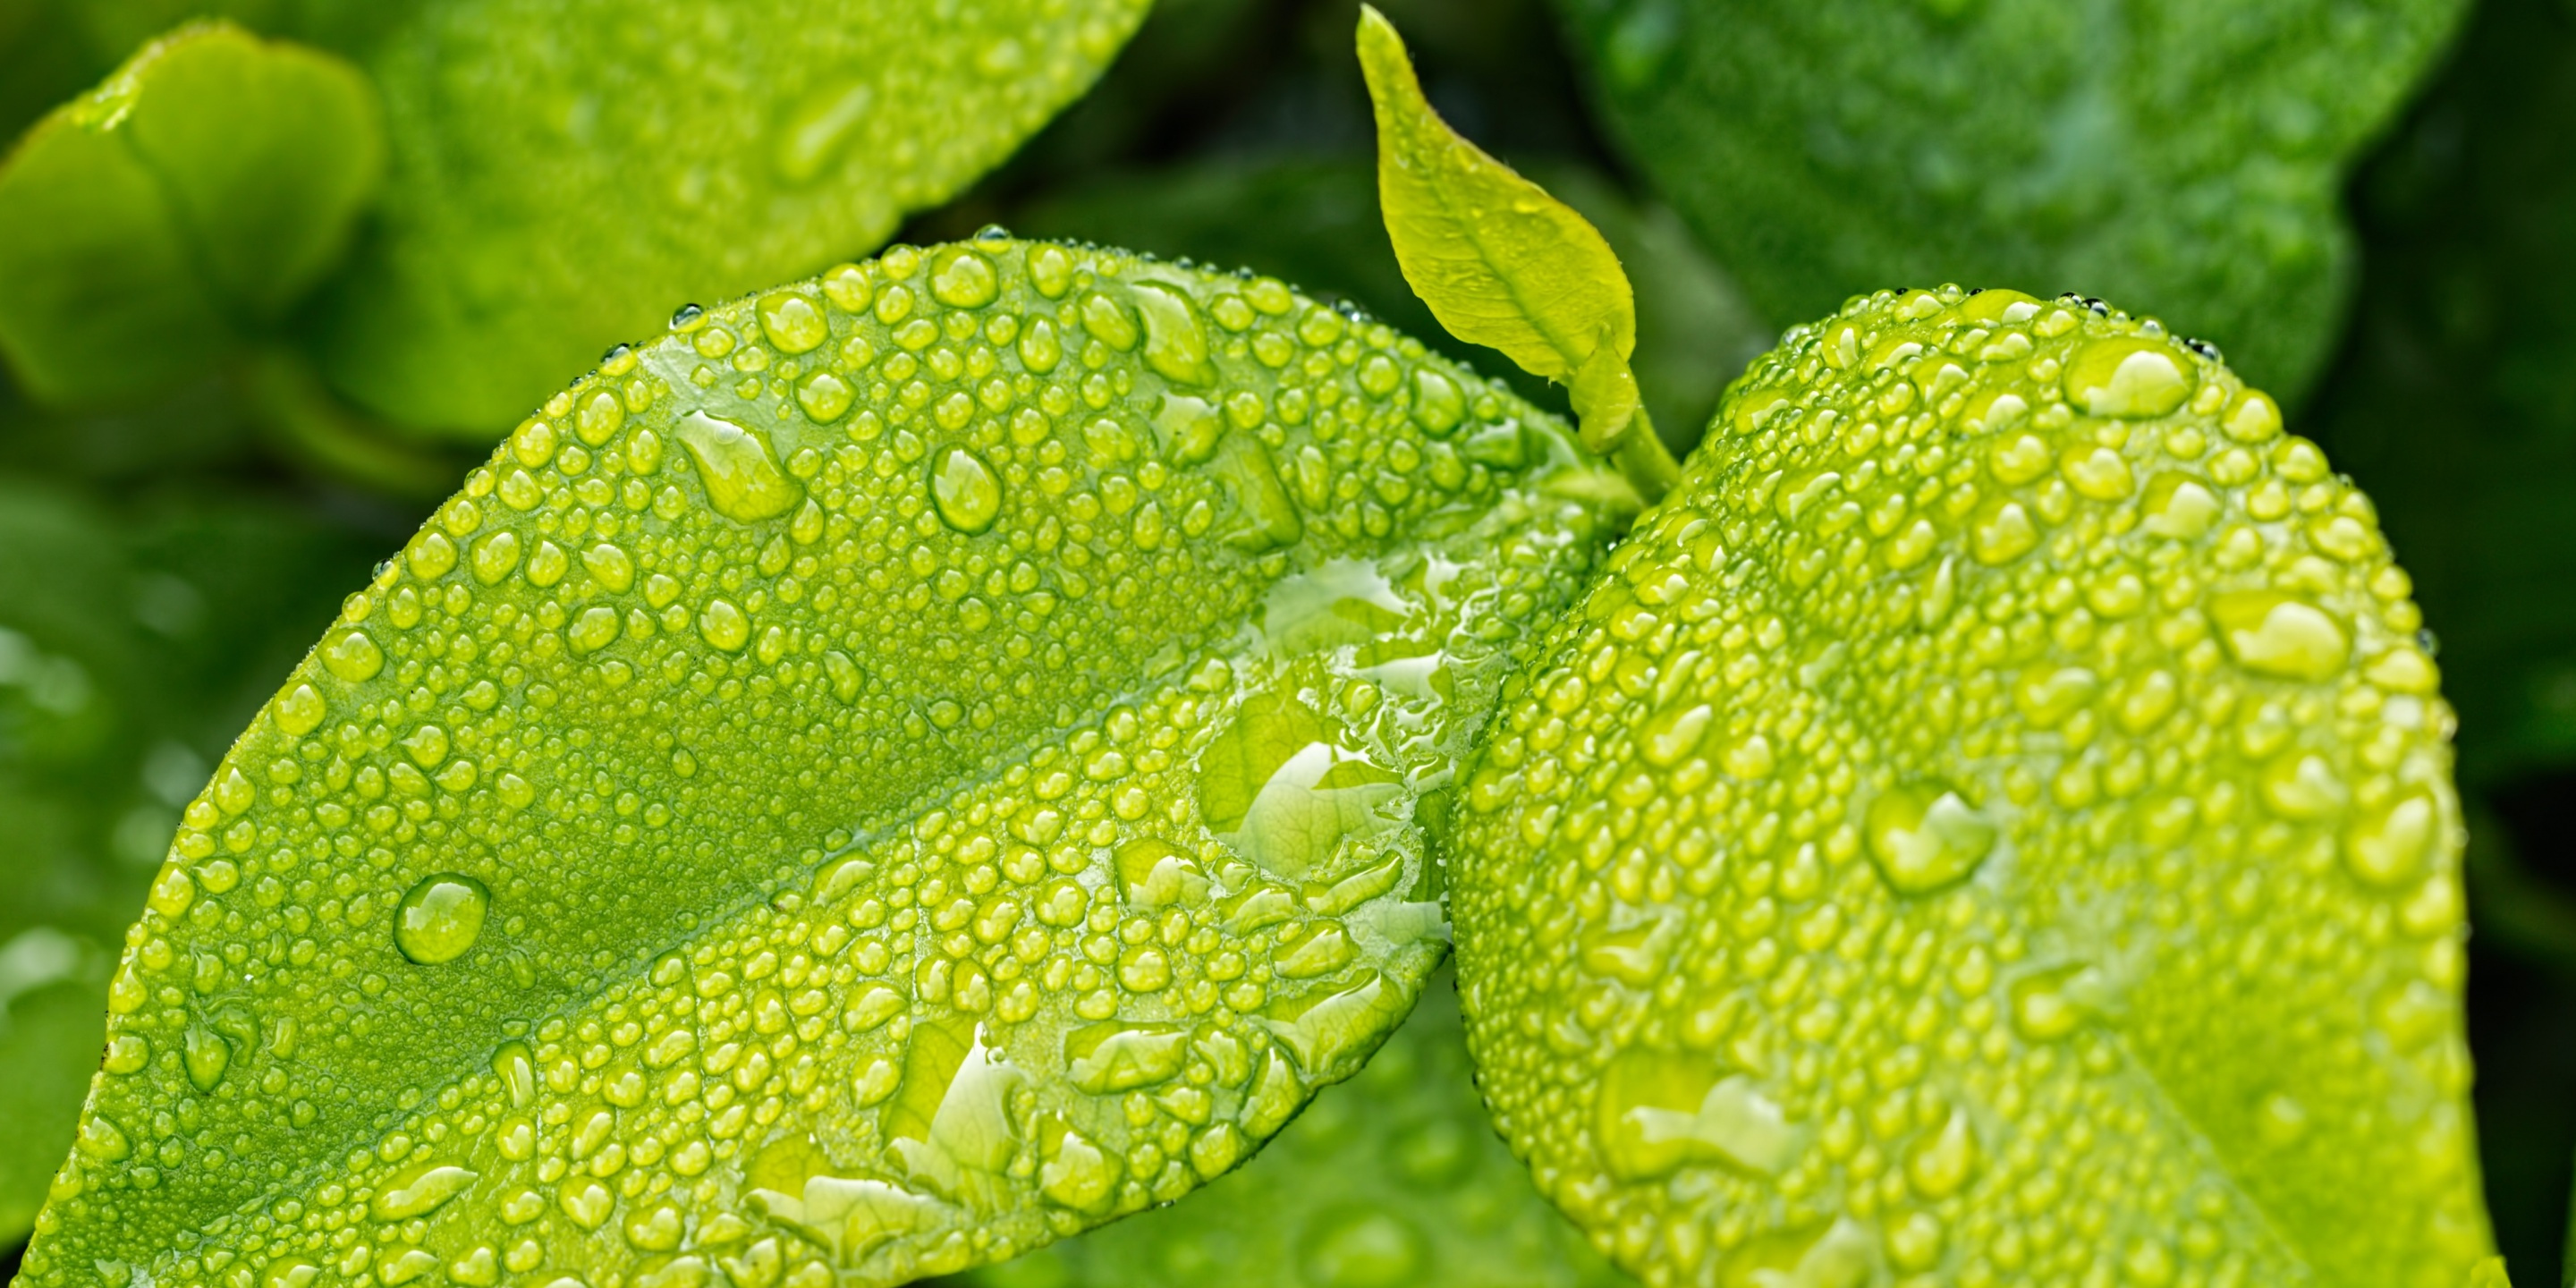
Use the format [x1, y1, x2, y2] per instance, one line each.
[931, 970, 1635, 1288]
[18, 240, 1630, 1288]
[1553, 0, 2464, 398]
[0, 477, 381, 1244]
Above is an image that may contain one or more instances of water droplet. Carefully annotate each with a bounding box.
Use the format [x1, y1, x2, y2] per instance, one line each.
[887, 1018, 1026, 1196]
[674, 411, 803, 523]
[1596, 1048, 1801, 1180]
[755, 291, 829, 354]
[699, 598, 750, 652]
[1197, 692, 1398, 879]
[2210, 591, 2348, 682]
[2346, 791, 2441, 887]
[1904, 1106, 1979, 1198]
[795, 370, 853, 422]
[1410, 368, 1464, 435]
[2064, 335, 2195, 418]
[394, 873, 490, 964]
[928, 448, 1002, 534]
[1864, 782, 1997, 894]
[1638, 702, 1715, 767]
[321, 628, 385, 682]
[183, 1024, 230, 1092]
[1080, 291, 1140, 351]
[372, 1163, 479, 1220]
[928, 245, 999, 309]
[1113, 838, 1209, 909]
[1063, 1020, 1191, 1094]
[1132, 281, 1216, 386]
[273, 682, 326, 735]
[1037, 1119, 1117, 1213]
[1262, 970, 1408, 1074]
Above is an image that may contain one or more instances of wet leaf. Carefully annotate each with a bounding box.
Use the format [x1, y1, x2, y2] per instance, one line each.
[1453, 286, 2488, 1285]
[931, 969, 1634, 1288]
[1006, 156, 1773, 461]
[0, 21, 382, 407]
[1553, 0, 2464, 399]
[0, 478, 379, 1244]
[18, 241, 1631, 1288]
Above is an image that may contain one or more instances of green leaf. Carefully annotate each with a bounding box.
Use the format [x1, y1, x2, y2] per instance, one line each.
[0, 21, 383, 407]
[1003, 156, 1775, 461]
[0, 477, 380, 1245]
[302, 0, 1151, 436]
[1453, 287, 2489, 1285]
[1552, 0, 2465, 400]
[19, 240, 1632, 1288]
[929, 969, 1635, 1288]
[1355, 6, 1675, 497]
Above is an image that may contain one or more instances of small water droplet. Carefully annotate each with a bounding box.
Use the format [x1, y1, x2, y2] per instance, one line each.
[394, 873, 490, 964]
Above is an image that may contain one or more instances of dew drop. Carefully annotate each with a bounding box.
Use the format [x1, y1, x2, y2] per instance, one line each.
[929, 447, 1003, 535]
[394, 873, 490, 964]
[1864, 782, 1997, 894]
[1063, 1020, 1191, 1094]
[2210, 591, 2349, 682]
[1596, 1048, 1801, 1181]
[183, 1024, 230, 1092]
[321, 628, 385, 682]
[1131, 281, 1216, 386]
[2063, 335, 2196, 418]
[756, 292, 830, 354]
[2346, 791, 2440, 888]
[674, 411, 803, 523]
[928, 245, 1000, 309]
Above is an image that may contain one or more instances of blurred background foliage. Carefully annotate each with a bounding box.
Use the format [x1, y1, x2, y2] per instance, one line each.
[4, 0, 2576, 1282]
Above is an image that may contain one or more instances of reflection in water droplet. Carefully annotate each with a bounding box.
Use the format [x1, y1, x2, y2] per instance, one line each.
[1596, 1048, 1801, 1181]
[928, 246, 999, 309]
[929, 448, 1003, 534]
[394, 873, 491, 964]
[1196, 692, 1400, 880]
[1132, 281, 1216, 386]
[321, 628, 385, 682]
[674, 411, 802, 523]
[1864, 783, 1997, 894]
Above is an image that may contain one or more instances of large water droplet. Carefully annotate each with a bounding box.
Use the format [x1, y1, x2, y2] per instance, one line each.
[1132, 281, 1216, 386]
[674, 411, 802, 523]
[1196, 691, 1399, 880]
[1063, 1020, 1191, 1094]
[183, 1025, 230, 1092]
[2211, 591, 2349, 682]
[321, 628, 384, 682]
[1596, 1048, 1801, 1181]
[394, 873, 490, 964]
[928, 448, 1003, 534]
[1864, 782, 1997, 894]
[887, 1017, 1026, 1199]
[2063, 335, 2195, 418]
[928, 246, 999, 309]
[2346, 790, 2441, 888]
[372, 1163, 479, 1220]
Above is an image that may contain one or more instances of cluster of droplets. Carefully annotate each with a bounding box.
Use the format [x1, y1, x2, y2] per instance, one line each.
[22, 241, 1631, 1288]
[940, 970, 1632, 1288]
[1452, 285, 2487, 1288]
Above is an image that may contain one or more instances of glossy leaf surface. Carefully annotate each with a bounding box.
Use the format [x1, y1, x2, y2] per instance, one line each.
[1453, 287, 2489, 1285]
[20, 241, 1631, 1288]
[309, 0, 1150, 435]
[0, 21, 382, 406]
[1553, 0, 2464, 398]
[934, 970, 1635, 1288]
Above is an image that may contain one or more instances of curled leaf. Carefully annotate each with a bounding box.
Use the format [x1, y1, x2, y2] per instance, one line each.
[21, 241, 1630, 1287]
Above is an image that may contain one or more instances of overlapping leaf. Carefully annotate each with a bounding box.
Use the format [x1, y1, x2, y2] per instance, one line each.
[933, 970, 1634, 1288]
[1550, 0, 2464, 399]
[19, 241, 1633, 1288]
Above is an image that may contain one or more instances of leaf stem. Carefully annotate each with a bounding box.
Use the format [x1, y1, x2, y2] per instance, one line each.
[1611, 408, 1682, 504]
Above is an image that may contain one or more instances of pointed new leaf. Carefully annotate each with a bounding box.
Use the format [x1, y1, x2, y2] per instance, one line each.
[933, 970, 1635, 1288]
[21, 241, 1631, 1288]
[0, 21, 382, 407]
[1355, 5, 1672, 497]
[1453, 289, 2492, 1285]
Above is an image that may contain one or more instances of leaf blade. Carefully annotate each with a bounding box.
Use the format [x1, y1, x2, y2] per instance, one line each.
[21, 241, 1630, 1288]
